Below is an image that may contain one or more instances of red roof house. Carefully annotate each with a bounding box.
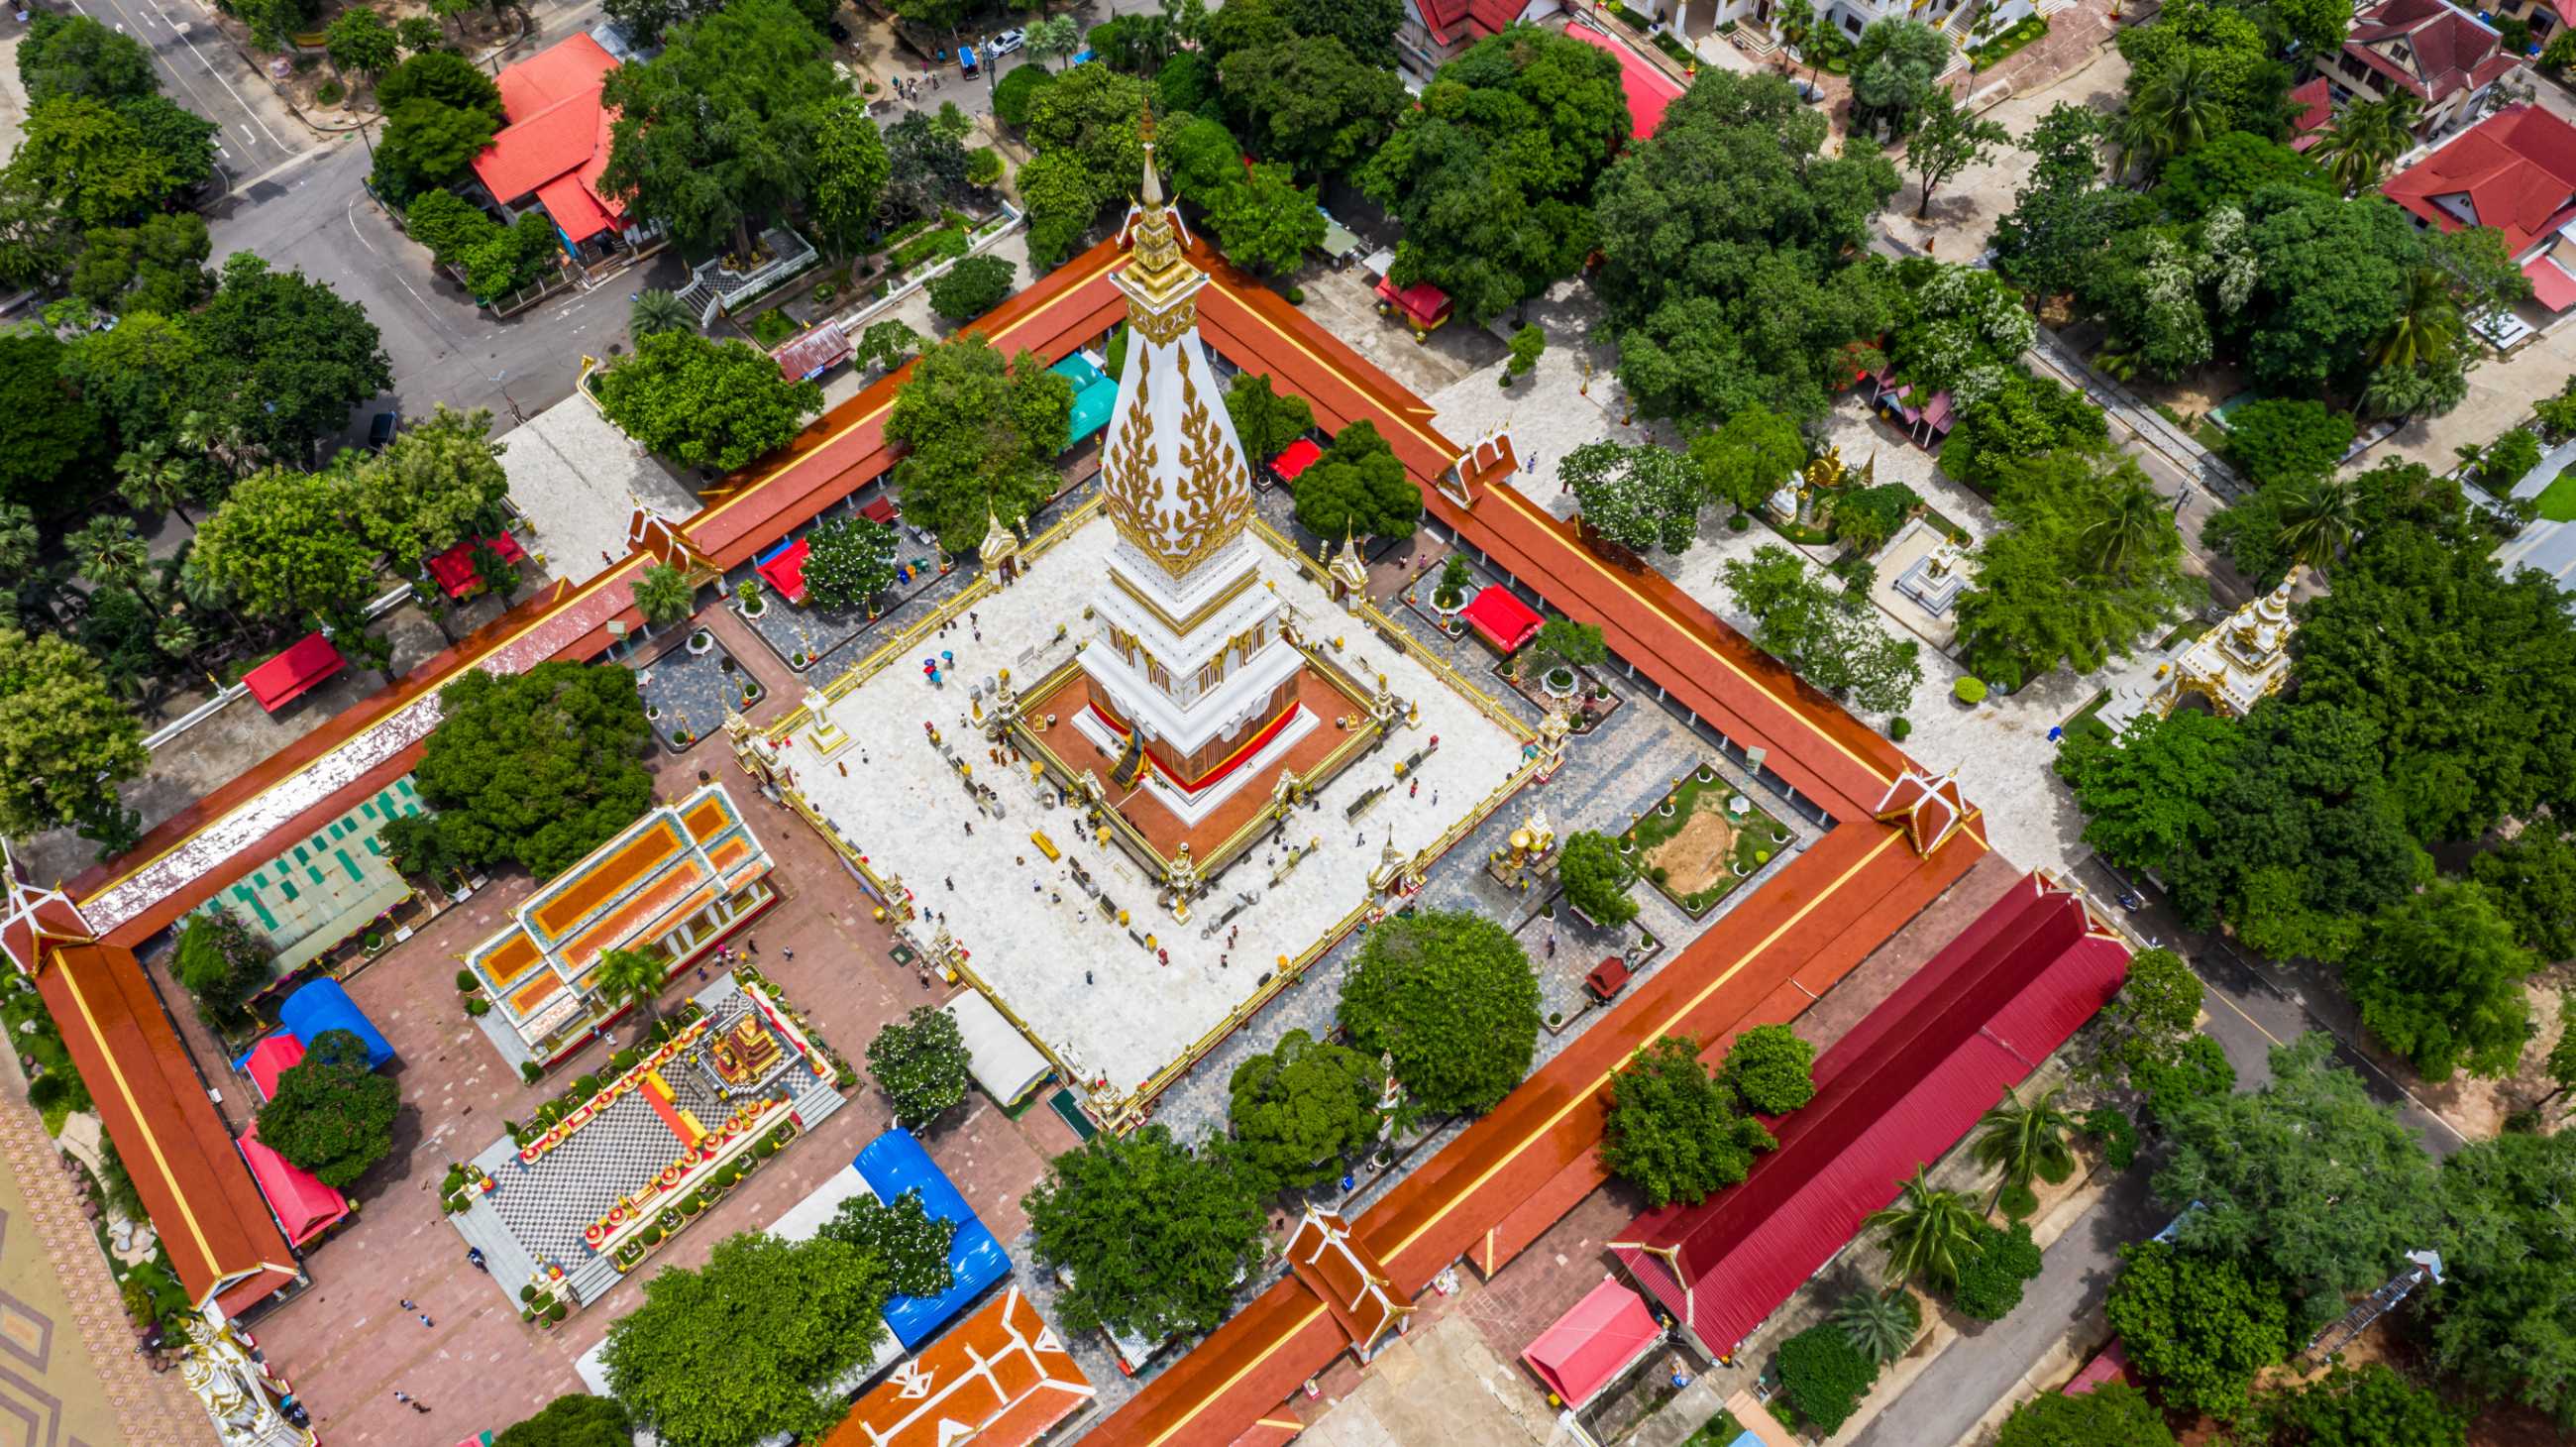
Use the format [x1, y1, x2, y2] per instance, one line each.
[2288, 76, 2335, 152]
[2384, 103, 2576, 310]
[1565, 24, 1683, 141]
[1522, 1278, 1664, 1408]
[1412, 0, 1538, 47]
[472, 34, 634, 251]
[1611, 873, 2130, 1360]
[238, 1033, 306, 1103]
[2334, 0, 2522, 132]
[1458, 584, 1543, 653]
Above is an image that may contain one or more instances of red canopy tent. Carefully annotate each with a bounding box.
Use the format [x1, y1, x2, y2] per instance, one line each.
[243, 633, 345, 714]
[756, 536, 810, 605]
[1272, 438, 1324, 482]
[1521, 1278, 1664, 1409]
[859, 495, 900, 526]
[1459, 584, 1542, 653]
[238, 1034, 305, 1103]
[237, 1122, 349, 1247]
[425, 532, 529, 600]
[1373, 277, 1452, 334]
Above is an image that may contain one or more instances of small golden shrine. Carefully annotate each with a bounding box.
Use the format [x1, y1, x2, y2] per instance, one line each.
[2160, 567, 2304, 720]
[708, 1012, 783, 1084]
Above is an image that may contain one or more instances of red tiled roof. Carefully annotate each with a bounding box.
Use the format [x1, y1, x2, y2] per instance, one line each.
[1611, 875, 2129, 1357]
[2383, 103, 2576, 254]
[1373, 276, 1451, 327]
[1521, 1278, 1662, 1408]
[2525, 253, 2576, 311]
[1565, 24, 1682, 140]
[821, 1284, 1094, 1447]
[473, 35, 625, 238]
[426, 532, 529, 600]
[2288, 77, 2334, 150]
[2344, 0, 2521, 103]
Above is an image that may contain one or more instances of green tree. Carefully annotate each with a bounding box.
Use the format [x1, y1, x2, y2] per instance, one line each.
[1157, 112, 1242, 200]
[68, 212, 213, 316]
[2251, 1364, 2466, 1447]
[1972, 1082, 2078, 1201]
[630, 564, 696, 627]
[802, 515, 897, 613]
[1721, 544, 1922, 713]
[1689, 402, 1806, 516]
[1556, 831, 1637, 926]
[599, 0, 842, 258]
[2153, 1033, 2441, 1323]
[1339, 911, 1540, 1115]
[816, 1187, 957, 1297]
[1992, 1382, 2175, 1447]
[324, 7, 400, 79]
[886, 334, 1072, 551]
[372, 98, 501, 203]
[1776, 1323, 1878, 1435]
[926, 254, 1017, 322]
[0, 625, 147, 838]
[2083, 946, 2204, 1098]
[2310, 92, 2420, 196]
[1218, 35, 1403, 181]
[1850, 19, 1950, 138]
[0, 329, 116, 513]
[1560, 440, 1702, 555]
[2105, 1241, 2289, 1420]
[2113, 0, 2286, 153]
[396, 16, 444, 54]
[808, 94, 891, 260]
[2428, 1129, 2576, 1421]
[1020, 63, 1147, 260]
[1227, 373, 1315, 467]
[1599, 1035, 1776, 1208]
[2470, 830, 2576, 962]
[1907, 89, 2011, 219]
[2123, 51, 2228, 171]
[354, 403, 507, 565]
[1226, 1028, 1382, 1193]
[171, 909, 271, 1030]
[1506, 324, 1545, 380]
[1531, 618, 1605, 679]
[596, 330, 821, 472]
[1951, 1219, 2043, 1320]
[256, 1029, 397, 1189]
[190, 253, 393, 465]
[1207, 162, 1324, 277]
[405, 661, 657, 879]
[993, 63, 1055, 129]
[1992, 103, 2149, 299]
[599, 1232, 890, 1447]
[1290, 419, 1421, 542]
[377, 48, 504, 117]
[10, 96, 176, 227]
[2222, 398, 2356, 491]
[1955, 446, 2200, 688]
[18, 13, 157, 105]
[880, 111, 971, 225]
[495, 1393, 634, 1447]
[1831, 1287, 1919, 1367]
[629, 289, 694, 340]
[0, 171, 80, 293]
[2343, 878, 2536, 1080]
[1720, 1023, 1817, 1115]
[1025, 14, 1084, 70]
[2274, 467, 2358, 574]
[854, 320, 922, 375]
[1022, 1125, 1265, 1340]
[592, 946, 667, 1034]
[190, 467, 378, 619]
[1866, 1166, 1985, 1291]
[867, 1006, 973, 1128]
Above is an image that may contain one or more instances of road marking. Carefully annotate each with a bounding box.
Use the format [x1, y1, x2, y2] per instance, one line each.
[228, 142, 339, 192]
[2203, 980, 2283, 1049]
[345, 197, 468, 350]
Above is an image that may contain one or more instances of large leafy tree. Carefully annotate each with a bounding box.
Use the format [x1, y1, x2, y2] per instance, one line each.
[172, 910, 272, 1030]
[1991, 103, 2150, 299]
[1358, 25, 1626, 325]
[0, 628, 147, 842]
[1849, 19, 1950, 138]
[886, 334, 1072, 551]
[1227, 1028, 1381, 1193]
[399, 661, 656, 879]
[353, 403, 508, 567]
[1216, 35, 1403, 182]
[1906, 90, 2011, 219]
[1023, 1125, 1265, 1340]
[801, 515, 898, 613]
[599, 0, 843, 259]
[324, 6, 400, 79]
[1290, 420, 1421, 542]
[2113, 0, 2289, 147]
[1339, 911, 1541, 1115]
[599, 1232, 890, 1447]
[1993, 1382, 2175, 1447]
[2251, 1365, 2466, 1447]
[596, 330, 821, 473]
[1206, 162, 1324, 278]
[0, 330, 115, 514]
[808, 94, 891, 261]
[1689, 402, 1806, 516]
[190, 467, 380, 619]
[866, 1006, 973, 1129]
[1721, 544, 1922, 714]
[1594, 72, 1901, 426]
[926, 255, 1017, 323]
[2343, 878, 2537, 1080]
[189, 253, 392, 466]
[373, 97, 500, 204]
[1720, 1024, 1817, 1115]
[2104, 1241, 2290, 1420]
[18, 13, 157, 105]
[2222, 397, 2355, 491]
[817, 1187, 957, 1298]
[68, 212, 212, 316]
[2428, 1130, 2576, 1422]
[10, 96, 185, 226]
[495, 1394, 633, 1447]
[1020, 63, 1147, 263]
[2470, 829, 2576, 962]
[1226, 373, 1314, 466]
[256, 1029, 397, 1189]
[1600, 1035, 1776, 1209]
[2152, 129, 2332, 221]
[2054, 709, 2241, 880]
[2152, 1033, 2441, 1324]
[1556, 831, 1638, 926]
[1955, 445, 2200, 688]
[1561, 441, 1702, 556]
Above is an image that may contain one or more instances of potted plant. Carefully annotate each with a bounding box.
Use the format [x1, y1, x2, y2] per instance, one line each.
[1529, 618, 1606, 700]
[687, 628, 714, 656]
[736, 578, 766, 618]
[1430, 554, 1472, 615]
[363, 932, 384, 953]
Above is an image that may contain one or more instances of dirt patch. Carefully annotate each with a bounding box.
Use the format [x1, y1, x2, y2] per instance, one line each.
[1646, 804, 1737, 898]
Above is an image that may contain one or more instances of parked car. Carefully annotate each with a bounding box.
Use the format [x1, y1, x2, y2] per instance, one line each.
[368, 409, 401, 450]
[958, 44, 980, 75]
[991, 28, 1024, 54]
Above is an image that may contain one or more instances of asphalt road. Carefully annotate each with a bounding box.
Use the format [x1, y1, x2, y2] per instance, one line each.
[65, 0, 305, 177]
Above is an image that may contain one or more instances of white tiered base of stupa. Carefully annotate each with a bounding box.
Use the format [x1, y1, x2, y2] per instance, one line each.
[1070, 702, 1321, 827]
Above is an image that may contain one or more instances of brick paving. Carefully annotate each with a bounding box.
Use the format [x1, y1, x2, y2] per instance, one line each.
[635, 630, 768, 751]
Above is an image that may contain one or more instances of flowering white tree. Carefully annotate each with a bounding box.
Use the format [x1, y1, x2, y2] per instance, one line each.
[1559, 441, 1705, 555]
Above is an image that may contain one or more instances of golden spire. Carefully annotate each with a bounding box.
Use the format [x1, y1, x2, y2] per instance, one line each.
[1117, 102, 1196, 328]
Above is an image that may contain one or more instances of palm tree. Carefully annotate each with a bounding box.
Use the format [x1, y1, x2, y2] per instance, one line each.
[1970, 1082, 2079, 1198]
[631, 563, 698, 627]
[116, 442, 197, 522]
[630, 289, 695, 340]
[1775, 0, 1816, 79]
[66, 516, 150, 591]
[2082, 478, 2166, 580]
[2376, 268, 2465, 371]
[1832, 1287, 1920, 1366]
[1025, 14, 1082, 70]
[2275, 475, 2358, 573]
[2311, 93, 2418, 194]
[1865, 1167, 1986, 1291]
[592, 947, 667, 1034]
[2127, 55, 2225, 169]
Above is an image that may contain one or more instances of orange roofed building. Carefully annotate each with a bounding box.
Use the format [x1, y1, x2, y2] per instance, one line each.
[470, 34, 657, 265]
[465, 783, 776, 1065]
[823, 1284, 1097, 1447]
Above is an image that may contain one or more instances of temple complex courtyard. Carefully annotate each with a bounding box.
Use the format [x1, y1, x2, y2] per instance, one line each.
[779, 507, 1532, 1113]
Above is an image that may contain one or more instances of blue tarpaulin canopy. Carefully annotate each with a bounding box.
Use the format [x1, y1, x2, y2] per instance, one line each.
[853, 1128, 1010, 1348]
[1051, 355, 1119, 446]
[274, 977, 394, 1068]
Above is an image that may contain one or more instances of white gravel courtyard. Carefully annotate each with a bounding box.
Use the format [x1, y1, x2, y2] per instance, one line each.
[789, 512, 1529, 1100]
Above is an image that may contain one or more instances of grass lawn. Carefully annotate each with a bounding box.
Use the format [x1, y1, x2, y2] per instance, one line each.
[2063, 689, 2113, 747]
[1620, 772, 1790, 917]
[2537, 468, 2576, 522]
[1682, 1407, 1747, 1446]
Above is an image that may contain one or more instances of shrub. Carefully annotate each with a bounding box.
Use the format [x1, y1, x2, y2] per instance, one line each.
[965, 147, 1004, 187]
[546, 1300, 567, 1323]
[442, 1166, 467, 1196]
[993, 63, 1053, 128]
[1557, 831, 1638, 926]
[1999, 1179, 2039, 1220]
[1890, 716, 1910, 739]
[1777, 1323, 1878, 1434]
[1720, 1024, 1818, 1115]
[456, 969, 479, 992]
[1952, 1221, 2043, 1320]
[1285, 285, 1305, 304]
[1954, 676, 1988, 704]
[316, 78, 345, 105]
[519, 1060, 543, 1084]
[1728, 512, 1750, 530]
[519, 1283, 538, 1303]
[927, 253, 1016, 322]
[2082, 1105, 2137, 1169]
[466, 996, 490, 1017]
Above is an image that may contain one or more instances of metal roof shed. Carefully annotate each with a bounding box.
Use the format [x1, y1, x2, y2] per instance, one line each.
[941, 990, 1053, 1108]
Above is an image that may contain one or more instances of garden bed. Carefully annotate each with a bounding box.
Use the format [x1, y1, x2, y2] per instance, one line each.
[1969, 15, 2048, 68]
[1620, 772, 1792, 917]
[634, 633, 765, 752]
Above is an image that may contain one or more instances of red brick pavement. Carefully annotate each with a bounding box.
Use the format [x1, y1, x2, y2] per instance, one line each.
[246, 611, 1080, 1440]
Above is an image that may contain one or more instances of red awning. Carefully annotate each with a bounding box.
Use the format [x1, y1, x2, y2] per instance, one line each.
[2525, 255, 2576, 313]
[2063, 1340, 2134, 1396]
[240, 1033, 305, 1103]
[1522, 1279, 1663, 1408]
[1373, 277, 1452, 329]
[237, 1122, 350, 1247]
[244, 633, 346, 714]
[1459, 585, 1542, 653]
[426, 532, 529, 599]
[859, 495, 899, 525]
[1273, 438, 1324, 481]
[756, 536, 810, 606]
